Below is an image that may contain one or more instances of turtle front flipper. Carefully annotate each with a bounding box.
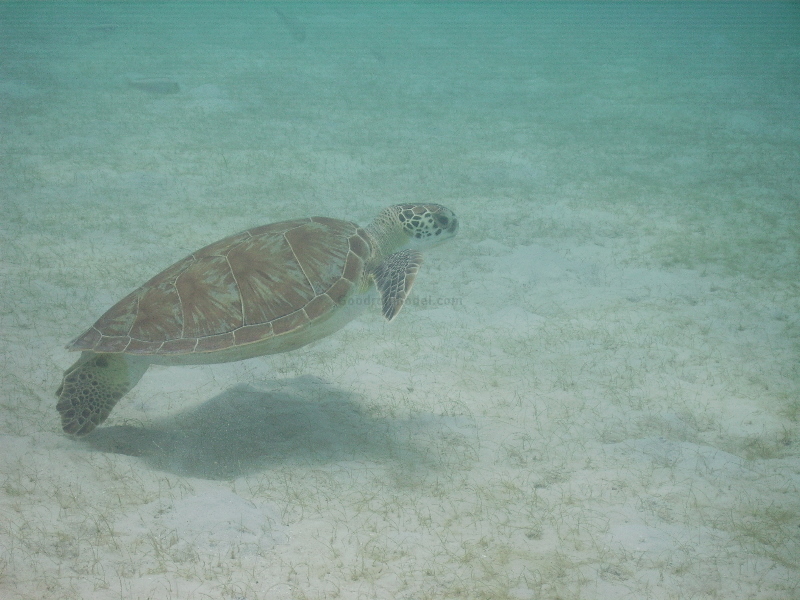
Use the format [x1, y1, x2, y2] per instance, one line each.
[371, 249, 423, 321]
[56, 352, 149, 436]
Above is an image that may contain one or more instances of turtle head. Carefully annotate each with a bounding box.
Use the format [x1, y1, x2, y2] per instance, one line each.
[369, 204, 459, 254]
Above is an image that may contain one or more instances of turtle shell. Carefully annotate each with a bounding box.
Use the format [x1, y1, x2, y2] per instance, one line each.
[68, 217, 374, 356]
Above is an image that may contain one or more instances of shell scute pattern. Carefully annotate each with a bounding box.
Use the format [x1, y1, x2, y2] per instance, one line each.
[68, 217, 372, 355]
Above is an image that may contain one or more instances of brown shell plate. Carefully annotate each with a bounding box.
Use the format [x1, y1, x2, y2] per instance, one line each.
[68, 217, 373, 355]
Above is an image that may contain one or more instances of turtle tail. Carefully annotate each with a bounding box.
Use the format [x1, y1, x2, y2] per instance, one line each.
[56, 352, 148, 436]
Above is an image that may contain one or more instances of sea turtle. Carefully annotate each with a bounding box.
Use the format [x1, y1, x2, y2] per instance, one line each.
[56, 203, 458, 436]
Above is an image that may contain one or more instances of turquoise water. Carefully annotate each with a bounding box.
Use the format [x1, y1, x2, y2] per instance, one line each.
[1, 3, 798, 599]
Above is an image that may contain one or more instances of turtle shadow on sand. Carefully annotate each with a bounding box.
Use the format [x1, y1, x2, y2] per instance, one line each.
[79, 376, 439, 480]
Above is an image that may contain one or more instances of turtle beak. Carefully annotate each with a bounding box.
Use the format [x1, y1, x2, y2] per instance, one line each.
[447, 217, 459, 235]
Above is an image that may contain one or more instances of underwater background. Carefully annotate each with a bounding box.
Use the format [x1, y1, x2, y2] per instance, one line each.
[1, 2, 798, 599]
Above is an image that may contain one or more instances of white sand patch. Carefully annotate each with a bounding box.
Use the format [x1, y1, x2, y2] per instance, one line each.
[186, 83, 239, 113]
[119, 489, 287, 556]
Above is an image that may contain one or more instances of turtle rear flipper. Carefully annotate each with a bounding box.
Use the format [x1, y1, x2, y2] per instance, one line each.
[56, 353, 148, 436]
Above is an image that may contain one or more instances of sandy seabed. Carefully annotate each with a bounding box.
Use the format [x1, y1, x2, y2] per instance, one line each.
[1, 3, 798, 599]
